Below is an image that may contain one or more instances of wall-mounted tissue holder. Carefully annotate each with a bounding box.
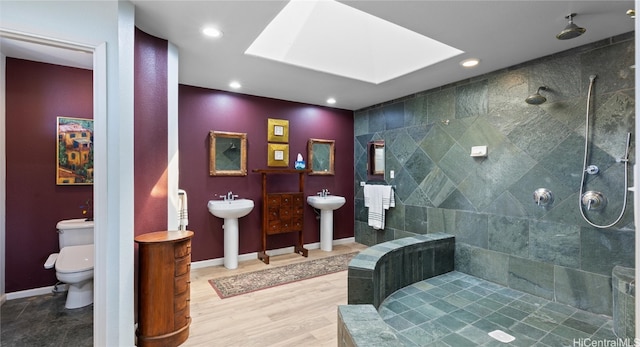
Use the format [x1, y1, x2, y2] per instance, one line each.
[470, 146, 488, 157]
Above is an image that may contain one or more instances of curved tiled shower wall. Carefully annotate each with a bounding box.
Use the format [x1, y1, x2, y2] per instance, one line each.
[353, 32, 635, 316]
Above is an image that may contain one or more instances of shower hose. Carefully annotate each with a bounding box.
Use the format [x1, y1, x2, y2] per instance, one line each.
[578, 74, 631, 229]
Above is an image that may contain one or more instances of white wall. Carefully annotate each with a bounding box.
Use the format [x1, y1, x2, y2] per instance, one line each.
[167, 42, 180, 230]
[0, 1, 136, 346]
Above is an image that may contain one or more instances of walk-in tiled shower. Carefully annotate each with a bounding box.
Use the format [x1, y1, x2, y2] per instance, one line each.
[353, 32, 635, 342]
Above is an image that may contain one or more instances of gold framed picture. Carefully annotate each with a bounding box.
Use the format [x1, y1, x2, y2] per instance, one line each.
[267, 118, 289, 143]
[308, 138, 335, 175]
[267, 143, 289, 167]
[209, 131, 247, 176]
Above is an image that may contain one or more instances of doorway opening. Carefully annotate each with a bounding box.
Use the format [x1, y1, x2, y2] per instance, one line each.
[0, 28, 107, 346]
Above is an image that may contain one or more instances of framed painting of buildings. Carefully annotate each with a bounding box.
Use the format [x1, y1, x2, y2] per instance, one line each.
[57, 116, 94, 185]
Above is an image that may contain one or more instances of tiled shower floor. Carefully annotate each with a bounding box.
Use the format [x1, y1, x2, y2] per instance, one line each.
[379, 271, 617, 346]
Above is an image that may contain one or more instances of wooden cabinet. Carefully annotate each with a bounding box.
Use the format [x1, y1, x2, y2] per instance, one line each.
[135, 230, 194, 347]
[254, 169, 310, 264]
[266, 193, 304, 234]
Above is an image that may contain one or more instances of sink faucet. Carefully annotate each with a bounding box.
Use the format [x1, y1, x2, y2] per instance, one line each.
[220, 191, 238, 201]
[318, 189, 330, 197]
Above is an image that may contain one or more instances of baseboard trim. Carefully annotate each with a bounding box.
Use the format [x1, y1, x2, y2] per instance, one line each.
[191, 237, 355, 270]
[6, 237, 358, 299]
[5, 285, 55, 301]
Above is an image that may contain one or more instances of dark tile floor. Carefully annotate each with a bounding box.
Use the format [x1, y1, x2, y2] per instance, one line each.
[1, 292, 92, 347]
[379, 271, 618, 347]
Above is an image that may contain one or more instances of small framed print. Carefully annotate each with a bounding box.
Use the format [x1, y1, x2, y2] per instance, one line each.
[268, 143, 289, 167]
[267, 118, 289, 143]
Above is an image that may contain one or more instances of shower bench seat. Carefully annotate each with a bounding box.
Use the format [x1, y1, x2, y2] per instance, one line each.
[338, 233, 455, 346]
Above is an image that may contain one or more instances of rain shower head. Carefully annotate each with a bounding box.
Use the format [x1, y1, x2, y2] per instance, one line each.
[556, 13, 586, 40]
[525, 86, 548, 105]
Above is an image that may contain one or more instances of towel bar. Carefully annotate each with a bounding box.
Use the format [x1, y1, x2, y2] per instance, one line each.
[364, 183, 396, 189]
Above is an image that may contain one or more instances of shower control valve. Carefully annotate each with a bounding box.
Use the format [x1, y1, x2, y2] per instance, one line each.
[533, 188, 554, 207]
[581, 191, 606, 211]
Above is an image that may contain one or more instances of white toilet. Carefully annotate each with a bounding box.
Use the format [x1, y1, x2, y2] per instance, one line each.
[44, 218, 94, 309]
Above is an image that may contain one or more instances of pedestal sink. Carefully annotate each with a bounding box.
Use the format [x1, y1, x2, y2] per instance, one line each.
[207, 199, 254, 269]
[307, 195, 346, 251]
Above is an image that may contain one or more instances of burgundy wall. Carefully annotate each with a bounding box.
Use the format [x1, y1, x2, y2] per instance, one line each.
[5, 58, 93, 292]
[178, 86, 354, 262]
[5, 32, 354, 291]
[134, 28, 168, 236]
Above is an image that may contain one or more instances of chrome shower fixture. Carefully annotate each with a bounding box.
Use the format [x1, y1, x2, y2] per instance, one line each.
[577, 74, 631, 228]
[556, 13, 586, 40]
[533, 188, 554, 207]
[525, 86, 548, 105]
[626, 9, 635, 18]
[584, 165, 599, 175]
[581, 191, 607, 211]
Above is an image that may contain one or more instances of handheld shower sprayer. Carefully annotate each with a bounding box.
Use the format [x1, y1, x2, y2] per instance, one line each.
[619, 132, 632, 163]
[578, 74, 631, 228]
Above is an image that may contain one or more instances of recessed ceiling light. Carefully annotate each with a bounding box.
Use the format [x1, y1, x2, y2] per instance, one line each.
[202, 27, 223, 38]
[326, 98, 336, 104]
[229, 81, 241, 89]
[460, 58, 480, 68]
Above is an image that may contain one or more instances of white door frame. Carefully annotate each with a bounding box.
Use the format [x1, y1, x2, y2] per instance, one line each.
[0, 28, 109, 346]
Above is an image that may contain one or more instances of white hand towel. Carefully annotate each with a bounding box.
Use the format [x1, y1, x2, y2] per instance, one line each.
[381, 185, 395, 210]
[178, 189, 189, 230]
[364, 184, 394, 230]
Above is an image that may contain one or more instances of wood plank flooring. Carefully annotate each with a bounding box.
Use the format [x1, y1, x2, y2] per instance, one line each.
[183, 243, 367, 347]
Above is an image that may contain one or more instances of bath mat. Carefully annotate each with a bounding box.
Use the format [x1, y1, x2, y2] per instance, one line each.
[209, 252, 358, 299]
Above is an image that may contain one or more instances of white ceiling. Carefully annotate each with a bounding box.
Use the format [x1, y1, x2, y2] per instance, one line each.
[1, 1, 635, 111]
[0, 36, 93, 70]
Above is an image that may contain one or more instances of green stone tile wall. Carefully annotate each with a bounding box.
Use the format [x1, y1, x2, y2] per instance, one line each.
[347, 233, 455, 309]
[612, 266, 636, 339]
[353, 33, 635, 316]
[337, 305, 403, 347]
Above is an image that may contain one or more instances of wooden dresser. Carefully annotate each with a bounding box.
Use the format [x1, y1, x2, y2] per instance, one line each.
[266, 193, 304, 234]
[135, 230, 194, 347]
[253, 169, 310, 264]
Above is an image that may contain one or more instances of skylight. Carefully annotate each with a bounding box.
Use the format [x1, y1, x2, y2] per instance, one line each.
[245, 0, 464, 84]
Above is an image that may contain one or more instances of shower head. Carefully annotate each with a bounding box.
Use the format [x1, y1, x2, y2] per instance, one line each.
[556, 13, 586, 40]
[525, 86, 548, 105]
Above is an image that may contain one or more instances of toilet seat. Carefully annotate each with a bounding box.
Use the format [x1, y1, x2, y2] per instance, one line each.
[55, 244, 94, 273]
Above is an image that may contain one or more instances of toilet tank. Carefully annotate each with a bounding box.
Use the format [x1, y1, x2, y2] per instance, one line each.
[57, 218, 94, 248]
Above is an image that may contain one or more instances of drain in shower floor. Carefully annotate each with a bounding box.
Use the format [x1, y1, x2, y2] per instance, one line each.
[488, 330, 515, 343]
